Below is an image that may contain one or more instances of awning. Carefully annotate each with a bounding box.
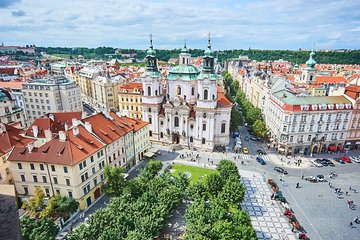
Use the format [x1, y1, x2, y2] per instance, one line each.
[356, 142, 360, 145]
[346, 142, 351, 145]
[328, 145, 336, 151]
[337, 146, 342, 150]
[144, 151, 156, 158]
[279, 147, 285, 152]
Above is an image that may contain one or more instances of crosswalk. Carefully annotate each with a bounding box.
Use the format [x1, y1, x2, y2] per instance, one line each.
[235, 154, 271, 162]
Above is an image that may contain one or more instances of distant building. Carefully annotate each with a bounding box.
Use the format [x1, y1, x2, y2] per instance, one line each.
[22, 76, 82, 123]
[118, 82, 143, 119]
[0, 88, 24, 127]
[78, 66, 104, 104]
[0, 82, 27, 121]
[344, 86, 360, 150]
[91, 73, 120, 111]
[0, 185, 21, 240]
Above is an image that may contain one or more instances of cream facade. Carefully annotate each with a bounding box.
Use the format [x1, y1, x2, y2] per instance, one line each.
[91, 75, 119, 111]
[0, 89, 24, 127]
[78, 66, 103, 104]
[22, 76, 82, 123]
[118, 82, 143, 119]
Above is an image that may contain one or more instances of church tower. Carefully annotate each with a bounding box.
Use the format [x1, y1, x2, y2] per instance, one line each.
[141, 34, 163, 140]
[301, 51, 317, 84]
[197, 33, 217, 109]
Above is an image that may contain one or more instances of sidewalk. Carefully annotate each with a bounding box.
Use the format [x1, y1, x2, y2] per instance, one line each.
[267, 153, 312, 169]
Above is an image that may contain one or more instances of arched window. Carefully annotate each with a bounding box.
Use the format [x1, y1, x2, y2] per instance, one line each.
[204, 89, 208, 100]
[190, 136, 193, 142]
[177, 86, 181, 95]
[182, 58, 185, 64]
[155, 90, 158, 96]
[174, 116, 179, 127]
[147, 86, 151, 96]
[191, 87, 195, 96]
[310, 75, 313, 81]
[149, 130, 152, 137]
[160, 132, 164, 138]
[202, 138, 205, 144]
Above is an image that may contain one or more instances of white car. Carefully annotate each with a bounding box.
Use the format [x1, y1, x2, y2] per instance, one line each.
[350, 156, 360, 163]
[311, 159, 323, 167]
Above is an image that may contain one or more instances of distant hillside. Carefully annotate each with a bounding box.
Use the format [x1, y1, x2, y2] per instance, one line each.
[34, 47, 360, 64]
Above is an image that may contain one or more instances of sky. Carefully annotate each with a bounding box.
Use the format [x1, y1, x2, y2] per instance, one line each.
[0, 0, 359, 50]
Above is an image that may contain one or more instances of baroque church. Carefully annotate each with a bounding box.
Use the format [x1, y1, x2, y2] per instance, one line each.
[141, 36, 232, 151]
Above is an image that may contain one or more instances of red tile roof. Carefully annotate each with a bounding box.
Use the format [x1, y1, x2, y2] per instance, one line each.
[344, 85, 360, 100]
[109, 112, 134, 133]
[47, 112, 82, 127]
[120, 116, 148, 132]
[316, 76, 348, 84]
[119, 82, 142, 93]
[8, 125, 104, 165]
[82, 113, 126, 144]
[0, 82, 23, 89]
[0, 124, 34, 155]
[217, 87, 232, 107]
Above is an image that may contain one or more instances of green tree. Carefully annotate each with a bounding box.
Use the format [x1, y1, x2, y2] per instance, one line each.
[220, 180, 245, 205]
[20, 216, 59, 240]
[104, 165, 127, 197]
[140, 160, 163, 180]
[252, 119, 267, 138]
[217, 160, 240, 181]
[186, 181, 207, 200]
[24, 187, 45, 217]
[204, 173, 223, 197]
[177, 171, 190, 191]
[230, 107, 243, 132]
[41, 195, 79, 219]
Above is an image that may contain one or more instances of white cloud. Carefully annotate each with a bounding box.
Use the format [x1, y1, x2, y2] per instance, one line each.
[0, 0, 359, 49]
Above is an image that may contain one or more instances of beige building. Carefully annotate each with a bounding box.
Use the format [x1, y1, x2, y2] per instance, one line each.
[91, 75, 120, 111]
[22, 76, 82, 123]
[0, 123, 34, 184]
[8, 124, 106, 210]
[0, 88, 25, 127]
[118, 82, 143, 119]
[78, 66, 103, 104]
[344, 86, 360, 150]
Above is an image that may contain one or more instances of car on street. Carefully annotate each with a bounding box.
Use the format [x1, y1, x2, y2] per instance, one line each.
[257, 149, 266, 155]
[319, 158, 335, 167]
[256, 156, 266, 165]
[350, 156, 360, 163]
[334, 158, 345, 164]
[340, 156, 352, 163]
[244, 136, 249, 141]
[250, 137, 259, 141]
[311, 159, 323, 167]
[274, 167, 288, 175]
[242, 147, 249, 154]
[316, 175, 326, 182]
[304, 176, 317, 182]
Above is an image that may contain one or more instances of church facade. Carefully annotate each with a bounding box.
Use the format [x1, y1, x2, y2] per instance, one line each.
[141, 36, 232, 151]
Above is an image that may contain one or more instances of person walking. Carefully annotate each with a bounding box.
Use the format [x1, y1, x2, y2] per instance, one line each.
[350, 221, 354, 228]
[354, 216, 359, 224]
[296, 182, 300, 188]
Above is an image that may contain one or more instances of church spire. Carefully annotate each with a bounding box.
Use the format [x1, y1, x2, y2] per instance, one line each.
[202, 32, 214, 73]
[207, 32, 211, 50]
[145, 34, 159, 74]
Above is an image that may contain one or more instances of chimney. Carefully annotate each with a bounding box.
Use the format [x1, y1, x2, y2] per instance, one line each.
[0, 123, 5, 134]
[49, 113, 54, 121]
[64, 121, 69, 131]
[73, 126, 79, 136]
[84, 122, 92, 132]
[27, 142, 35, 152]
[44, 129, 52, 142]
[72, 118, 79, 127]
[59, 131, 67, 141]
[32, 125, 39, 138]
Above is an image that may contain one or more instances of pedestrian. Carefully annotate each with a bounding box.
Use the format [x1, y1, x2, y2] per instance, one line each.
[296, 182, 300, 188]
[208, 158, 210, 162]
[354, 216, 359, 224]
[350, 186, 352, 191]
[302, 175, 304, 179]
[287, 161, 290, 165]
[350, 221, 353, 227]
[346, 191, 348, 196]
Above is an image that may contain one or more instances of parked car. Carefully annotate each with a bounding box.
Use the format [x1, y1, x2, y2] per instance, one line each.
[250, 137, 259, 141]
[311, 159, 323, 167]
[274, 167, 288, 175]
[350, 156, 360, 163]
[257, 149, 266, 155]
[316, 175, 326, 182]
[304, 176, 317, 182]
[320, 158, 335, 167]
[242, 147, 249, 154]
[256, 156, 266, 165]
[340, 156, 352, 163]
[244, 136, 249, 141]
[334, 158, 345, 164]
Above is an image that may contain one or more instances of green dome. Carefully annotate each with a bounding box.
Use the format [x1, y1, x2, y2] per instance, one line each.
[0, 92, 9, 101]
[146, 48, 156, 57]
[167, 65, 200, 81]
[204, 48, 214, 57]
[305, 51, 316, 69]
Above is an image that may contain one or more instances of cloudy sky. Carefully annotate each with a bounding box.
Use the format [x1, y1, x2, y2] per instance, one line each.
[0, 0, 359, 50]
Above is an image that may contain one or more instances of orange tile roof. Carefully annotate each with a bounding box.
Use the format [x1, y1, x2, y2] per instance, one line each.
[109, 112, 133, 133]
[8, 125, 104, 165]
[0, 82, 24, 89]
[217, 87, 232, 107]
[47, 112, 82, 127]
[0, 124, 34, 155]
[316, 76, 348, 84]
[119, 82, 142, 93]
[120, 116, 148, 132]
[82, 113, 126, 144]
[344, 85, 360, 100]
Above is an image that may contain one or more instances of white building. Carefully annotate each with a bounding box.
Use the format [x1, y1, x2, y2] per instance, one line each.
[141, 37, 232, 151]
[0, 88, 24, 127]
[22, 76, 82, 123]
[91, 74, 120, 111]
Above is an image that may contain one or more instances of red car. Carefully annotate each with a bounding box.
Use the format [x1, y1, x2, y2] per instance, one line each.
[340, 156, 352, 163]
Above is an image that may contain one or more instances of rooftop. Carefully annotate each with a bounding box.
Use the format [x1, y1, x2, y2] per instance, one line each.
[0, 124, 34, 155]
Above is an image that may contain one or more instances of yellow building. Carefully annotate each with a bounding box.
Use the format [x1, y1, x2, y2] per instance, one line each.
[0, 123, 34, 184]
[8, 124, 106, 210]
[118, 82, 143, 119]
[78, 66, 103, 104]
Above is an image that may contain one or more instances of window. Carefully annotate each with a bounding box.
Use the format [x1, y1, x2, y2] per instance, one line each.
[66, 179, 70, 186]
[190, 124, 194, 130]
[203, 124, 206, 131]
[40, 164, 44, 171]
[68, 191, 73, 198]
[340, 133, 344, 139]
[64, 166, 68, 173]
[42, 176, 47, 183]
[307, 135, 312, 141]
[90, 156, 94, 162]
[174, 116, 179, 127]
[51, 165, 55, 172]
[149, 117, 152, 124]
[191, 87, 195, 95]
[149, 130, 152, 137]
[204, 89, 208, 100]
[83, 160, 87, 168]
[147, 86, 151, 96]
[53, 177, 58, 184]
[92, 167, 96, 174]
[45, 188, 50, 197]
[160, 132, 164, 138]
[56, 189, 60, 195]
[30, 163, 35, 170]
[190, 136, 193, 143]
[160, 121, 163, 126]
[94, 178, 98, 186]
[202, 138, 206, 144]
[18, 163, 22, 169]
[21, 175, 26, 182]
[221, 123, 226, 133]
[33, 175, 38, 183]
[289, 136, 293, 142]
